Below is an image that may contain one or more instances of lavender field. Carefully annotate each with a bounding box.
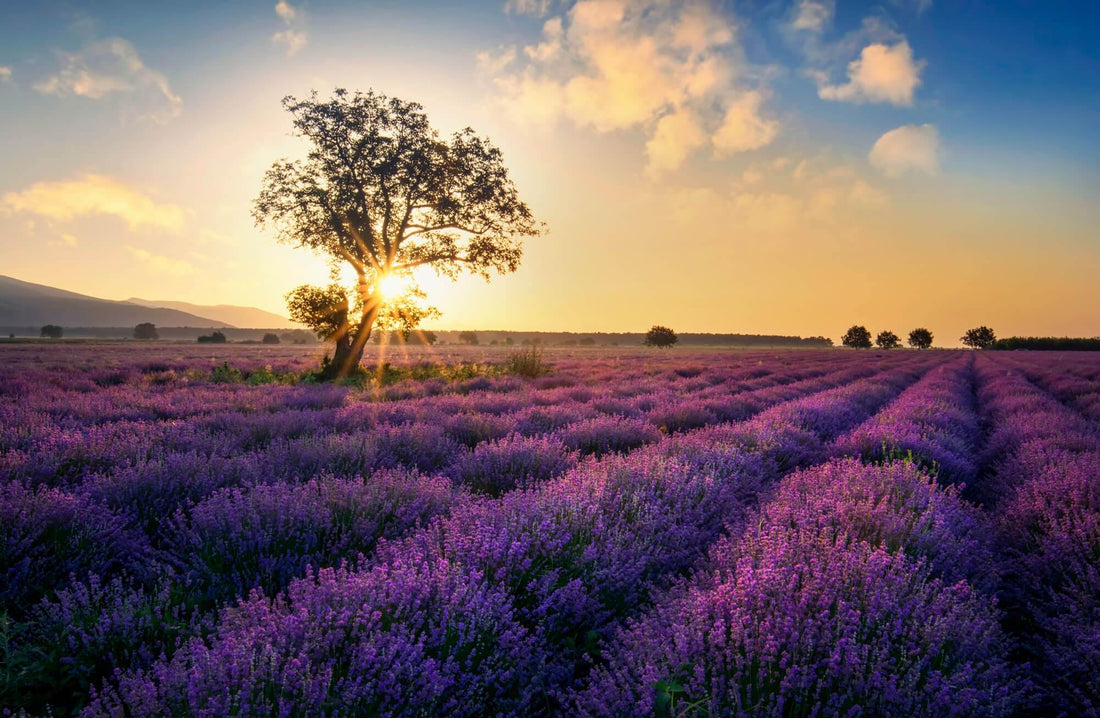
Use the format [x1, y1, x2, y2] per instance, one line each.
[2, 344, 1099, 717]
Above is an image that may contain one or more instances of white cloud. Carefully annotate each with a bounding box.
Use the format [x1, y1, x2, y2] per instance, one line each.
[817, 40, 924, 106]
[483, 0, 777, 175]
[506, 0, 555, 16]
[1, 175, 187, 232]
[713, 90, 778, 154]
[33, 38, 182, 123]
[127, 247, 195, 275]
[0, 66, 11, 83]
[791, 0, 834, 33]
[273, 1, 308, 56]
[869, 124, 939, 177]
[646, 109, 707, 177]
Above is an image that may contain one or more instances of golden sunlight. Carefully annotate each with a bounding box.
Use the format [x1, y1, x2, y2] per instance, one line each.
[376, 273, 413, 300]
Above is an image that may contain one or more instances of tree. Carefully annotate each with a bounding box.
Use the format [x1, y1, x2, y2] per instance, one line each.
[841, 325, 872, 349]
[262, 333, 281, 345]
[644, 325, 678, 348]
[254, 89, 540, 379]
[134, 323, 158, 340]
[40, 325, 63, 339]
[908, 328, 933, 350]
[875, 330, 900, 349]
[458, 331, 479, 346]
[198, 331, 227, 344]
[961, 326, 996, 349]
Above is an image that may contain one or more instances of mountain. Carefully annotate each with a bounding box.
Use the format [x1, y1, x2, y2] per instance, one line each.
[0, 275, 232, 328]
[127, 298, 298, 329]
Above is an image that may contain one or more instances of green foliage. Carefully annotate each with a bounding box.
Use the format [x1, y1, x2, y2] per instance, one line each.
[210, 362, 243, 383]
[908, 327, 933, 349]
[505, 347, 549, 378]
[39, 324, 62, 339]
[961, 326, 996, 349]
[875, 330, 901, 349]
[133, 322, 158, 340]
[285, 284, 349, 341]
[841, 325, 872, 349]
[197, 331, 227, 344]
[644, 325, 678, 348]
[991, 336, 1100, 350]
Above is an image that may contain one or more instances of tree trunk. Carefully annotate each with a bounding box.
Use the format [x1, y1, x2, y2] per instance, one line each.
[322, 298, 380, 380]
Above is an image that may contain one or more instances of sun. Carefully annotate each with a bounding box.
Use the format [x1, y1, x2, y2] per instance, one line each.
[376, 274, 412, 300]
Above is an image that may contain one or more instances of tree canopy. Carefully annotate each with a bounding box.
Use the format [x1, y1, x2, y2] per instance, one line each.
[254, 88, 540, 377]
[875, 330, 900, 349]
[961, 326, 996, 349]
[841, 325, 872, 349]
[644, 325, 678, 348]
[908, 328, 933, 350]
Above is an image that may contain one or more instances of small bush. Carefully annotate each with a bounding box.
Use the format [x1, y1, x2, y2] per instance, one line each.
[505, 347, 549, 378]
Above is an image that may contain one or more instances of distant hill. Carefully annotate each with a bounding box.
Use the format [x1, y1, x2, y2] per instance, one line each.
[127, 298, 298, 329]
[0, 275, 232, 328]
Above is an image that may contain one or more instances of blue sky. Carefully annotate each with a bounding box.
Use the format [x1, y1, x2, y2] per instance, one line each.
[1, 0, 1097, 340]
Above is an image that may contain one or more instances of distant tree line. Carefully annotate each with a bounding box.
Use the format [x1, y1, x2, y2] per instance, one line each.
[991, 336, 1100, 351]
[40, 324, 63, 339]
[843, 326, 934, 349]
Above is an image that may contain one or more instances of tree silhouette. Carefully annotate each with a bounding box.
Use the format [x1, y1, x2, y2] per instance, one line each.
[961, 326, 996, 349]
[40, 325, 62, 339]
[908, 328, 933, 350]
[644, 325, 678, 348]
[133, 323, 158, 340]
[841, 325, 872, 349]
[254, 89, 540, 378]
[875, 330, 900, 349]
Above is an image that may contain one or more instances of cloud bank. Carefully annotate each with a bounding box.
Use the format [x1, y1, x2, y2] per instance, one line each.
[1, 175, 187, 232]
[483, 0, 778, 176]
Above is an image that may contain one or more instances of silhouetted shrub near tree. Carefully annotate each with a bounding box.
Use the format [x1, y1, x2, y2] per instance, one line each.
[908, 328, 933, 349]
[875, 330, 900, 349]
[990, 336, 1100, 350]
[644, 325, 678, 348]
[40, 325, 62, 339]
[133, 323, 158, 340]
[841, 325, 872, 349]
[262, 333, 280, 345]
[458, 331, 479, 346]
[197, 331, 227, 344]
[961, 326, 997, 349]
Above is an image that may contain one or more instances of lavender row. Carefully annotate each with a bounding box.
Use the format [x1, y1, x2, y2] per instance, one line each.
[971, 355, 1100, 715]
[833, 355, 982, 485]
[572, 458, 1022, 717]
[80, 363, 936, 716]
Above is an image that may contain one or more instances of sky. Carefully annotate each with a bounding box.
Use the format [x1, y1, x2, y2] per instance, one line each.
[0, 0, 1098, 343]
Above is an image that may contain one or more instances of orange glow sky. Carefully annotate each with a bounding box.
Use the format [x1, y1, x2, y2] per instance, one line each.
[1, 1, 1097, 344]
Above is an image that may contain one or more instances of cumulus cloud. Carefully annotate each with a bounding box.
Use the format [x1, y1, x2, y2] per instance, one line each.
[127, 247, 195, 275]
[816, 40, 924, 106]
[646, 109, 707, 177]
[482, 0, 778, 176]
[713, 90, 778, 154]
[1, 175, 187, 232]
[791, 0, 834, 33]
[0, 66, 11, 83]
[273, 1, 307, 56]
[33, 37, 182, 123]
[869, 124, 939, 177]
